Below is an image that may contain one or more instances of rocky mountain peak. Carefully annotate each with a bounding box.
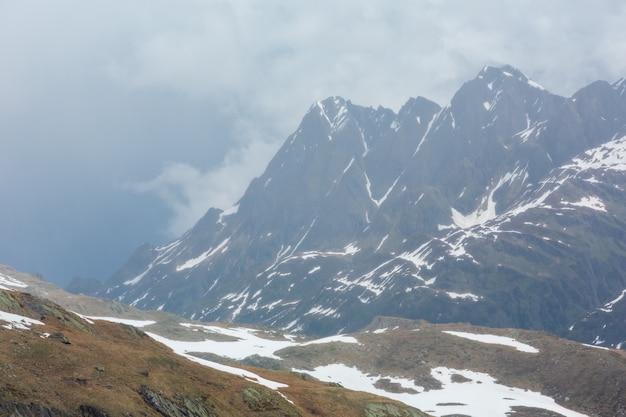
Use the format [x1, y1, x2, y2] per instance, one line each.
[477, 64, 543, 90]
[613, 77, 626, 97]
[446, 65, 557, 141]
[83, 66, 626, 349]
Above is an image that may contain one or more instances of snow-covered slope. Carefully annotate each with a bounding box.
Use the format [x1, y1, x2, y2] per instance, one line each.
[80, 65, 626, 348]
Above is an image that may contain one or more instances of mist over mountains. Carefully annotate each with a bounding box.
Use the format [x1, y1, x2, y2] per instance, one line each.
[70, 65, 626, 348]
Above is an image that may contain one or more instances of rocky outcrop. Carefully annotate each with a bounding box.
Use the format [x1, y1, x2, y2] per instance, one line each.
[138, 386, 217, 417]
[364, 403, 431, 417]
[241, 386, 300, 416]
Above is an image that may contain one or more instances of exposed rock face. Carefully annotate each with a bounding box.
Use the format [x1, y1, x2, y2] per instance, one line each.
[241, 387, 299, 416]
[138, 386, 218, 417]
[86, 65, 626, 347]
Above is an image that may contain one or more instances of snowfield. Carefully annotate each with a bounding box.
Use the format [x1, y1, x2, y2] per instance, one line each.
[295, 364, 587, 417]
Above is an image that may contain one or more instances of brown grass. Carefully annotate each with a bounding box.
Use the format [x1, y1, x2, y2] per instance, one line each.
[274, 320, 626, 417]
[0, 290, 430, 417]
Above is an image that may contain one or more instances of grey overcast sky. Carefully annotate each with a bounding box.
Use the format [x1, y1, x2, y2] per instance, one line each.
[1, 1, 625, 287]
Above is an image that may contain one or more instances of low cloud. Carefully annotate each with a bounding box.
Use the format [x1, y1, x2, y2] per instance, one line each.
[118, 0, 626, 238]
[129, 120, 280, 236]
[106, 1, 626, 111]
[2, 0, 626, 284]
[113, 0, 626, 241]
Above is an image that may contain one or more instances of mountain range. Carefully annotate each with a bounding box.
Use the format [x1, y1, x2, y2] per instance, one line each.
[70, 65, 626, 349]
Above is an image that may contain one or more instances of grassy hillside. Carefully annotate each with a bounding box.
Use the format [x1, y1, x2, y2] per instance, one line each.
[0, 289, 429, 417]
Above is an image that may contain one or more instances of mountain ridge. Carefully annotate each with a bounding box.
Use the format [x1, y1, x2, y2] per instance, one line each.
[71, 65, 626, 347]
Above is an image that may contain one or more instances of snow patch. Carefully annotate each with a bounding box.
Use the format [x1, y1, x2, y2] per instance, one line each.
[301, 334, 361, 346]
[598, 288, 626, 313]
[562, 196, 606, 212]
[0, 273, 28, 290]
[527, 79, 546, 90]
[304, 306, 338, 317]
[451, 168, 526, 229]
[563, 135, 626, 172]
[0, 310, 44, 330]
[443, 331, 539, 353]
[123, 266, 152, 286]
[146, 331, 288, 390]
[308, 266, 321, 274]
[86, 316, 157, 328]
[176, 238, 230, 271]
[343, 242, 360, 255]
[375, 234, 389, 252]
[294, 363, 586, 417]
[445, 292, 482, 302]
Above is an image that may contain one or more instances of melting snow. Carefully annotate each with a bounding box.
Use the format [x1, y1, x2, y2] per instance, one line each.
[304, 306, 338, 317]
[364, 170, 400, 208]
[86, 316, 157, 328]
[147, 331, 288, 390]
[163, 325, 297, 360]
[527, 79, 546, 90]
[451, 168, 527, 229]
[342, 157, 355, 175]
[123, 266, 152, 286]
[375, 234, 389, 252]
[451, 205, 496, 230]
[0, 310, 44, 330]
[294, 364, 585, 417]
[598, 288, 626, 313]
[300, 334, 360, 346]
[443, 331, 539, 353]
[343, 242, 360, 255]
[397, 242, 435, 278]
[177, 238, 230, 271]
[562, 196, 607, 212]
[0, 273, 28, 290]
[413, 111, 438, 156]
[141, 323, 359, 362]
[563, 135, 626, 172]
[8, 308, 583, 416]
[445, 292, 482, 302]
[515, 120, 547, 143]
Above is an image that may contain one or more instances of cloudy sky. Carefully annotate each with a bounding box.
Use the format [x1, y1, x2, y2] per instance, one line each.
[1, 0, 625, 287]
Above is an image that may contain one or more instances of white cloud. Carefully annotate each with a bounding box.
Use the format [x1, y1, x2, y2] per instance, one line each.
[129, 120, 279, 236]
[2, 0, 626, 284]
[111, 0, 626, 237]
[106, 1, 626, 108]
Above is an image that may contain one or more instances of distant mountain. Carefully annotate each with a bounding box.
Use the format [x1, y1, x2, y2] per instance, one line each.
[75, 65, 626, 348]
